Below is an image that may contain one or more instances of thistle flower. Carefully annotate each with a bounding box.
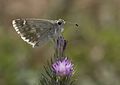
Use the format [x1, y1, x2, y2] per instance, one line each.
[52, 57, 74, 77]
[40, 36, 75, 85]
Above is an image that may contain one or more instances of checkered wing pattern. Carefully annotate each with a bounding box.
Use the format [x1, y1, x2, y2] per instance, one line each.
[12, 19, 55, 47]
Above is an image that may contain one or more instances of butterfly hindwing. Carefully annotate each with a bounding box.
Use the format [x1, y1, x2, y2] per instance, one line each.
[12, 19, 55, 47]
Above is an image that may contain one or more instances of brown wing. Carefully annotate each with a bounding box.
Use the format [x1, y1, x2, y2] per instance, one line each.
[12, 18, 55, 47]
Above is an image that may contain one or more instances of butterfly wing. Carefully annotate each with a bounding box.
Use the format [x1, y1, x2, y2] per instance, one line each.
[12, 19, 55, 47]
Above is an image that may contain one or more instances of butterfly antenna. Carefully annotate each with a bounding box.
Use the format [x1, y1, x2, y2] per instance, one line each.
[65, 21, 80, 29]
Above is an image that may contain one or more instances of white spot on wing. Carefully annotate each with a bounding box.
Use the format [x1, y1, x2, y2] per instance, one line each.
[12, 20, 21, 34]
[23, 20, 26, 25]
[21, 36, 36, 47]
[12, 20, 16, 25]
[14, 27, 19, 31]
[17, 31, 20, 34]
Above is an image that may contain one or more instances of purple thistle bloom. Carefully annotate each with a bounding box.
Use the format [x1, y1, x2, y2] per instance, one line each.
[52, 57, 74, 76]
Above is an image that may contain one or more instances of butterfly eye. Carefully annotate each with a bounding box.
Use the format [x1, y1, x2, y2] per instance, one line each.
[57, 21, 62, 25]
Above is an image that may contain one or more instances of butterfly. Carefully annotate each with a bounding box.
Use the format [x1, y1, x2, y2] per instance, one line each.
[12, 18, 65, 48]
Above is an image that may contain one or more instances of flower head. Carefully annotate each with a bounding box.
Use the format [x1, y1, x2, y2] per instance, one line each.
[52, 57, 74, 77]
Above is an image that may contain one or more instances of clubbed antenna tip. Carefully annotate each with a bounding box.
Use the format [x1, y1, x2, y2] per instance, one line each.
[75, 23, 79, 27]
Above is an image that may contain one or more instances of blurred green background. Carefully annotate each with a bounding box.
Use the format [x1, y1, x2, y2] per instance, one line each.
[0, 0, 120, 85]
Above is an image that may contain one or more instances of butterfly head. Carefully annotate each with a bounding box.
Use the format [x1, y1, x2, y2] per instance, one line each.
[56, 19, 65, 32]
[57, 19, 65, 25]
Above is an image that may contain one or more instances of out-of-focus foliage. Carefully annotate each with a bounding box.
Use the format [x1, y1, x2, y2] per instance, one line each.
[0, 0, 120, 85]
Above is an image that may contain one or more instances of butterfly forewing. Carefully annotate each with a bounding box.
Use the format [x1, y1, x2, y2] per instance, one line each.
[12, 19, 55, 47]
